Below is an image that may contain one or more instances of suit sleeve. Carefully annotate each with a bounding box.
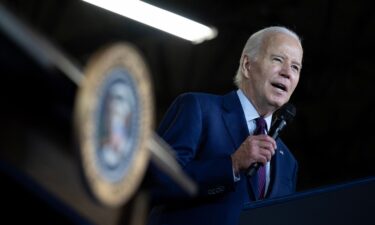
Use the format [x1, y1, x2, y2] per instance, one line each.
[150, 93, 235, 202]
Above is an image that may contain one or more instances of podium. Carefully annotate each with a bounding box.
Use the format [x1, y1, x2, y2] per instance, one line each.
[240, 177, 375, 225]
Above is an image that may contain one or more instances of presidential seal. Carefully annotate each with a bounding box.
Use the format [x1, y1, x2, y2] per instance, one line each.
[74, 42, 153, 207]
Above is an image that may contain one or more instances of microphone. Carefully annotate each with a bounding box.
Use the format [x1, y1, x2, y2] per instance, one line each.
[246, 103, 296, 177]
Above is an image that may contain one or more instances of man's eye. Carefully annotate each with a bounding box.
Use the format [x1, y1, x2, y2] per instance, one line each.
[291, 65, 300, 72]
[273, 57, 282, 62]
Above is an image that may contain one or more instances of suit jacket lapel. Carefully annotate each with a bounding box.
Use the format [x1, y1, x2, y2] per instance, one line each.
[221, 91, 248, 149]
[266, 139, 283, 198]
[221, 91, 258, 201]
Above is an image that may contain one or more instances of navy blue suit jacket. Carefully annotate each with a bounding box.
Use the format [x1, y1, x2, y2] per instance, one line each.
[148, 91, 298, 225]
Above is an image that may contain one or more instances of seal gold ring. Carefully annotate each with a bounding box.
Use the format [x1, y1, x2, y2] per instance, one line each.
[74, 42, 153, 207]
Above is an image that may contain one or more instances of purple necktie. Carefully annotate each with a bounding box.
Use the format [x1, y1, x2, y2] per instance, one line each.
[254, 117, 267, 199]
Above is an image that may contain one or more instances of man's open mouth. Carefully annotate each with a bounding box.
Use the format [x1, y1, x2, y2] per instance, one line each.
[271, 82, 287, 92]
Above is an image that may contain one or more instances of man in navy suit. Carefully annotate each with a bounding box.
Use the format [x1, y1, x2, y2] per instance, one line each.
[147, 26, 303, 225]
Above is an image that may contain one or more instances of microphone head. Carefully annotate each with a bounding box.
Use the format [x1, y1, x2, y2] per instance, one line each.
[277, 103, 296, 122]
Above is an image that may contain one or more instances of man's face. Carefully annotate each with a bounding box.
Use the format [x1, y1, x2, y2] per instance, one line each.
[242, 33, 303, 115]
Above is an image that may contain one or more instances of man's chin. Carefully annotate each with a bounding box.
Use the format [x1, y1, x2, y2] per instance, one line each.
[269, 99, 288, 110]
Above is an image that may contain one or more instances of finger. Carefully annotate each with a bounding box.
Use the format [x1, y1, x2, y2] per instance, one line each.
[254, 135, 277, 149]
[256, 155, 267, 165]
[258, 141, 275, 151]
[257, 141, 276, 156]
[259, 148, 272, 162]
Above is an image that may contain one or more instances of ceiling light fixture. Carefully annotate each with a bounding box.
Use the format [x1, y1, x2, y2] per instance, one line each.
[81, 0, 218, 44]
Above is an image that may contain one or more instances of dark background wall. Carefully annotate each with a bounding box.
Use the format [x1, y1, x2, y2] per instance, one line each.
[0, 0, 374, 196]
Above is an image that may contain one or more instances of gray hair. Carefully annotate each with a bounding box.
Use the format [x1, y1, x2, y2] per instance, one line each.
[234, 26, 302, 88]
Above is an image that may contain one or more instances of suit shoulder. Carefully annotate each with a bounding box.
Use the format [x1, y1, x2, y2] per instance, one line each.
[178, 92, 221, 100]
[176, 92, 222, 104]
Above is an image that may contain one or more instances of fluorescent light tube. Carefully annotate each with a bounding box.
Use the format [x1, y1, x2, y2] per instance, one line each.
[82, 0, 217, 44]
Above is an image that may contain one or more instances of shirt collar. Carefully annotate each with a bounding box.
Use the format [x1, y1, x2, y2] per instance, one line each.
[236, 89, 272, 131]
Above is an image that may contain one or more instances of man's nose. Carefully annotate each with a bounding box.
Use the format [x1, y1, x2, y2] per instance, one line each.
[280, 63, 292, 78]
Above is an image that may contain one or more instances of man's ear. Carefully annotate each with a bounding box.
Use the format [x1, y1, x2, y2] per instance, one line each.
[241, 55, 251, 78]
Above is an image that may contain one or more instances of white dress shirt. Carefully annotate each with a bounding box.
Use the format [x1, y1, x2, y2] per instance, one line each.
[236, 89, 272, 194]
